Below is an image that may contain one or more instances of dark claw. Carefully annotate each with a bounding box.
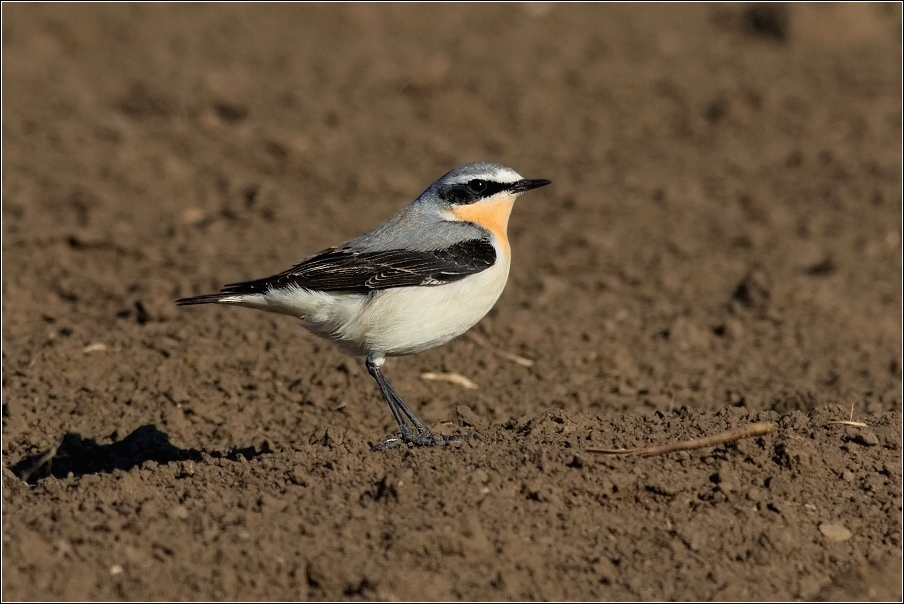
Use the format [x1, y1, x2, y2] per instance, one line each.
[370, 430, 481, 452]
[370, 437, 403, 452]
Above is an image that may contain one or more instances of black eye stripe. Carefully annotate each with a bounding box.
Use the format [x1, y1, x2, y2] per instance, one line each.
[441, 180, 512, 205]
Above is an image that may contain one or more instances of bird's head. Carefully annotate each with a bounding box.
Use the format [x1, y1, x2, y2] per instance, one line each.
[418, 162, 550, 255]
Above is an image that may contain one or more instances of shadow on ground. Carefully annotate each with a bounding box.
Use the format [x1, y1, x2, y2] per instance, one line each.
[11, 424, 269, 484]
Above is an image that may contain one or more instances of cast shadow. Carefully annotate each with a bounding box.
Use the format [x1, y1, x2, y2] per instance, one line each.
[11, 424, 270, 484]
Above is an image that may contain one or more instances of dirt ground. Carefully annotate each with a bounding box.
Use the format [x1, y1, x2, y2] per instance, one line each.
[2, 3, 902, 601]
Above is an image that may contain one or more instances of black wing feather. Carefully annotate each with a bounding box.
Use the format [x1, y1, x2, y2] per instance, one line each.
[218, 238, 496, 296]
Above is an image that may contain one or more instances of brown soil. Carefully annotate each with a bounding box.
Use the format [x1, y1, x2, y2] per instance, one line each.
[3, 4, 902, 601]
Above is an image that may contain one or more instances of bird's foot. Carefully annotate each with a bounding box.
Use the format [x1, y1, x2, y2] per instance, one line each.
[370, 430, 481, 452]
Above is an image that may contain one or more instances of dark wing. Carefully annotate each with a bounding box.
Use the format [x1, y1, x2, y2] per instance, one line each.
[217, 238, 496, 296]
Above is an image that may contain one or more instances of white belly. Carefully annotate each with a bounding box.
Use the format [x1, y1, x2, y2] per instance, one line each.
[224, 257, 510, 357]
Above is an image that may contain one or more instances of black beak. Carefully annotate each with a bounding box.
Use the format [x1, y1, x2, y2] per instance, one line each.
[510, 178, 551, 193]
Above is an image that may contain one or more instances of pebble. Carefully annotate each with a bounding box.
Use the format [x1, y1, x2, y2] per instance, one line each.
[854, 431, 880, 447]
[170, 505, 189, 520]
[819, 522, 853, 542]
[746, 486, 765, 502]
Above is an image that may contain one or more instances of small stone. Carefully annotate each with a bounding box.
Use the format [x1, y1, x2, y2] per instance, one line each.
[854, 431, 880, 447]
[170, 505, 189, 520]
[746, 486, 765, 502]
[291, 465, 308, 486]
[472, 469, 489, 484]
[819, 522, 853, 542]
[716, 468, 737, 494]
[181, 207, 205, 225]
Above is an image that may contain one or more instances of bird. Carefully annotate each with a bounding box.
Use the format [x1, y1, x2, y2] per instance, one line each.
[176, 162, 550, 450]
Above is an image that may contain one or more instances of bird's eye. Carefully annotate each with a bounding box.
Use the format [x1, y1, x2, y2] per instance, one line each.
[467, 179, 488, 194]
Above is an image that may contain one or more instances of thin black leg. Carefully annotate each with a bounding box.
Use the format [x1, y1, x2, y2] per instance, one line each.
[366, 355, 433, 445]
[365, 354, 480, 451]
[366, 359, 420, 442]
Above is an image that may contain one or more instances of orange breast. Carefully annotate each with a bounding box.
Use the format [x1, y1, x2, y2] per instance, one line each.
[450, 193, 515, 258]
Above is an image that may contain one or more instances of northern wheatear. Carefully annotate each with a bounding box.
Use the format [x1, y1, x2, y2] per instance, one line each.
[176, 162, 550, 450]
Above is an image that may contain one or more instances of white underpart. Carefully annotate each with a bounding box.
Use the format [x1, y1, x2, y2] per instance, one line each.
[218, 244, 511, 357]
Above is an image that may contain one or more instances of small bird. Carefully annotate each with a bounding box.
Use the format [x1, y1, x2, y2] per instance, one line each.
[176, 162, 550, 450]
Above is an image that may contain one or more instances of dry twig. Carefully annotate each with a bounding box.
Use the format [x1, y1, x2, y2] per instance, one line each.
[421, 372, 478, 389]
[587, 422, 776, 458]
[824, 403, 868, 428]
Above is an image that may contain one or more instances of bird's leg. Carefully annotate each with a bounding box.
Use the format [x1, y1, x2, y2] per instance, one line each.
[366, 353, 432, 448]
[365, 353, 476, 451]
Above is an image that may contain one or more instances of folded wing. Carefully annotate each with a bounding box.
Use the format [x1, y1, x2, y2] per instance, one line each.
[217, 238, 497, 296]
